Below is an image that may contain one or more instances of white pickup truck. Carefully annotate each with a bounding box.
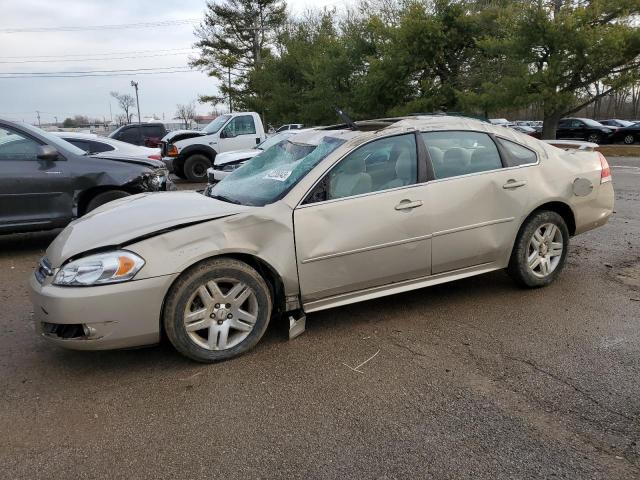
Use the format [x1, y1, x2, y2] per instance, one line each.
[160, 112, 266, 181]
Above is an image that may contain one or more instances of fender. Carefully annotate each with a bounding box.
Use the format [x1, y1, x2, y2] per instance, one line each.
[178, 144, 218, 163]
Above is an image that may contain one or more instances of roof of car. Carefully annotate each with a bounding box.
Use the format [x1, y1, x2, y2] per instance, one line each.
[51, 132, 97, 139]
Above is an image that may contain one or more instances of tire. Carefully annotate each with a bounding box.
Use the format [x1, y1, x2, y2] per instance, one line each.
[173, 162, 187, 180]
[163, 258, 272, 363]
[586, 133, 601, 144]
[183, 154, 211, 182]
[85, 190, 130, 213]
[507, 211, 569, 288]
[623, 134, 636, 145]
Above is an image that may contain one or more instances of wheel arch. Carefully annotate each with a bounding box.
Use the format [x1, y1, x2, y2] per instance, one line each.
[518, 200, 577, 239]
[158, 252, 287, 338]
[77, 185, 135, 216]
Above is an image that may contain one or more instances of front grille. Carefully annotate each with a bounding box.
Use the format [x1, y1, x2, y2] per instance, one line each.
[35, 257, 53, 284]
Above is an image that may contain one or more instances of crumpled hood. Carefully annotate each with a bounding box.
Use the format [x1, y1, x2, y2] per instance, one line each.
[214, 149, 259, 165]
[91, 151, 165, 169]
[162, 129, 205, 143]
[46, 191, 252, 267]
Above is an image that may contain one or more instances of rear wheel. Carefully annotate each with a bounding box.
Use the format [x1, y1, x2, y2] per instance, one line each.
[183, 154, 211, 182]
[507, 211, 569, 288]
[163, 258, 272, 363]
[623, 134, 636, 145]
[85, 190, 130, 213]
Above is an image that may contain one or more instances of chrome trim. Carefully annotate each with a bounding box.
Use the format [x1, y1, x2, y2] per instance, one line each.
[432, 217, 515, 237]
[301, 233, 432, 264]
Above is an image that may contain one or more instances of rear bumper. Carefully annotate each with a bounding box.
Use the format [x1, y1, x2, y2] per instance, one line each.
[29, 273, 178, 351]
[574, 181, 615, 235]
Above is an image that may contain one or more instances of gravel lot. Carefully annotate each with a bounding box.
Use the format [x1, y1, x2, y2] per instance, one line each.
[1, 160, 639, 479]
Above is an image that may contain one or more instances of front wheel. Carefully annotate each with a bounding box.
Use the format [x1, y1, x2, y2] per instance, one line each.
[507, 211, 569, 288]
[586, 133, 601, 144]
[183, 154, 211, 182]
[163, 258, 272, 363]
[623, 134, 636, 145]
[85, 190, 130, 213]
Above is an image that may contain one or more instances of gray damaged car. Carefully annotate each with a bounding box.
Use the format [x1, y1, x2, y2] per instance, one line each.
[29, 116, 614, 362]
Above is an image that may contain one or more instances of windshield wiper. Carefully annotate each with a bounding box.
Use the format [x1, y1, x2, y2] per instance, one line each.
[209, 194, 242, 205]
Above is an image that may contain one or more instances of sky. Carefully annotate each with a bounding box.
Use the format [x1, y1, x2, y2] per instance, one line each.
[0, 0, 345, 125]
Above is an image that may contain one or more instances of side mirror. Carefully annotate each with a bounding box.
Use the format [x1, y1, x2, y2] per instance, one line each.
[37, 145, 59, 161]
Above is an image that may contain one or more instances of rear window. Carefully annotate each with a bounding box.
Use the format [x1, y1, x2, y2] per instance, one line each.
[496, 138, 537, 166]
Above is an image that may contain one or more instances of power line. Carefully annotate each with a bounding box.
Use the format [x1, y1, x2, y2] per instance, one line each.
[0, 70, 197, 79]
[0, 19, 199, 34]
[0, 51, 196, 64]
[0, 66, 188, 75]
[0, 47, 194, 59]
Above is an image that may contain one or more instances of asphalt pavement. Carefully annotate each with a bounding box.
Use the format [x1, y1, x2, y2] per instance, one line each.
[1, 160, 639, 479]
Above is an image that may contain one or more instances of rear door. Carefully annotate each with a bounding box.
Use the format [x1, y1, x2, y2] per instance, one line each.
[0, 125, 73, 231]
[219, 115, 261, 152]
[421, 131, 534, 274]
[294, 133, 432, 303]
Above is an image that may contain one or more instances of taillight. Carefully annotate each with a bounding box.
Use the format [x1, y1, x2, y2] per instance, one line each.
[598, 152, 611, 183]
[148, 154, 161, 160]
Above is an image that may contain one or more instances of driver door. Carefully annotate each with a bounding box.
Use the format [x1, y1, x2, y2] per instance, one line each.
[219, 115, 261, 152]
[293, 133, 432, 305]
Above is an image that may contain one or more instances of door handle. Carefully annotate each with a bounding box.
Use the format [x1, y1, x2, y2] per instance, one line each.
[395, 199, 423, 211]
[503, 180, 527, 189]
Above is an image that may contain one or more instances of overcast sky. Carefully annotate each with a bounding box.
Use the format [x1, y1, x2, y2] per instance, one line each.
[0, 0, 345, 125]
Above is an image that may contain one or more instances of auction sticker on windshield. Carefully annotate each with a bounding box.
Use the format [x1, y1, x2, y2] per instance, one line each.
[264, 169, 293, 182]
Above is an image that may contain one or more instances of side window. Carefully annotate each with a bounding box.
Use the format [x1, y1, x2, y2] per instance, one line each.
[144, 125, 164, 138]
[557, 120, 569, 128]
[496, 138, 537, 166]
[421, 131, 502, 180]
[224, 115, 256, 137]
[0, 127, 40, 161]
[120, 127, 139, 143]
[570, 120, 583, 128]
[87, 141, 114, 153]
[306, 134, 418, 203]
[66, 139, 90, 152]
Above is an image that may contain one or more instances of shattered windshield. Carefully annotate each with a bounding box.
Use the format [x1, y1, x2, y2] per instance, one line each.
[209, 136, 345, 206]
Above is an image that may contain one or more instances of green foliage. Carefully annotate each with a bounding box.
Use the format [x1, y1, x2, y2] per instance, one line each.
[193, 0, 640, 135]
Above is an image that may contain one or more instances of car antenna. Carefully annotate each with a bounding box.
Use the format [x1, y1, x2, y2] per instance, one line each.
[334, 107, 359, 130]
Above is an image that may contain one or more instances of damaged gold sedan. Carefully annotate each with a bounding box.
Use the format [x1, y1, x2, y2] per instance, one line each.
[29, 116, 614, 362]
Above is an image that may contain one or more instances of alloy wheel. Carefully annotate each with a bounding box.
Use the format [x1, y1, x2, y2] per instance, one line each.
[183, 278, 259, 350]
[624, 134, 635, 145]
[587, 134, 600, 143]
[527, 223, 564, 278]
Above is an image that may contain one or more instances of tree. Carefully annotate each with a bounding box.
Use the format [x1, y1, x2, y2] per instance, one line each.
[110, 91, 136, 124]
[467, 0, 640, 138]
[191, 0, 287, 111]
[176, 101, 197, 128]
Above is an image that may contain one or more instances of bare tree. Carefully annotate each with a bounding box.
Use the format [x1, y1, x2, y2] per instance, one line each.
[175, 102, 197, 129]
[110, 91, 136, 124]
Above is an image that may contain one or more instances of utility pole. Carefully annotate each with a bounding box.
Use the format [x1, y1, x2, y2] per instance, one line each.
[109, 102, 113, 123]
[131, 80, 143, 145]
[36, 110, 41, 127]
[54, 116, 58, 126]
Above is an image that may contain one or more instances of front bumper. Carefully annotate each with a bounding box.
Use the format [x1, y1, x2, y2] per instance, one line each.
[29, 273, 178, 351]
[161, 156, 175, 173]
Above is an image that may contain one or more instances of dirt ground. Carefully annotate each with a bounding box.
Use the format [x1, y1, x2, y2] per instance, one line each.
[0, 159, 639, 479]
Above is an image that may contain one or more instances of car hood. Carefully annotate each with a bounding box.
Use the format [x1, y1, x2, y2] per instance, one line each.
[162, 129, 205, 143]
[46, 191, 252, 267]
[91, 151, 164, 168]
[214, 149, 260, 165]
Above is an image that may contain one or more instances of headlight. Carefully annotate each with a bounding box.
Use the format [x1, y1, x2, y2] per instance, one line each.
[221, 161, 246, 172]
[53, 251, 145, 286]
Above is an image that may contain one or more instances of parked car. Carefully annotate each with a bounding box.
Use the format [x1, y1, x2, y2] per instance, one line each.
[109, 122, 168, 148]
[599, 119, 634, 128]
[52, 132, 162, 160]
[0, 118, 173, 234]
[489, 118, 513, 127]
[30, 115, 613, 362]
[205, 129, 307, 187]
[276, 123, 304, 133]
[511, 125, 537, 135]
[160, 112, 267, 182]
[556, 118, 613, 143]
[609, 121, 640, 144]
